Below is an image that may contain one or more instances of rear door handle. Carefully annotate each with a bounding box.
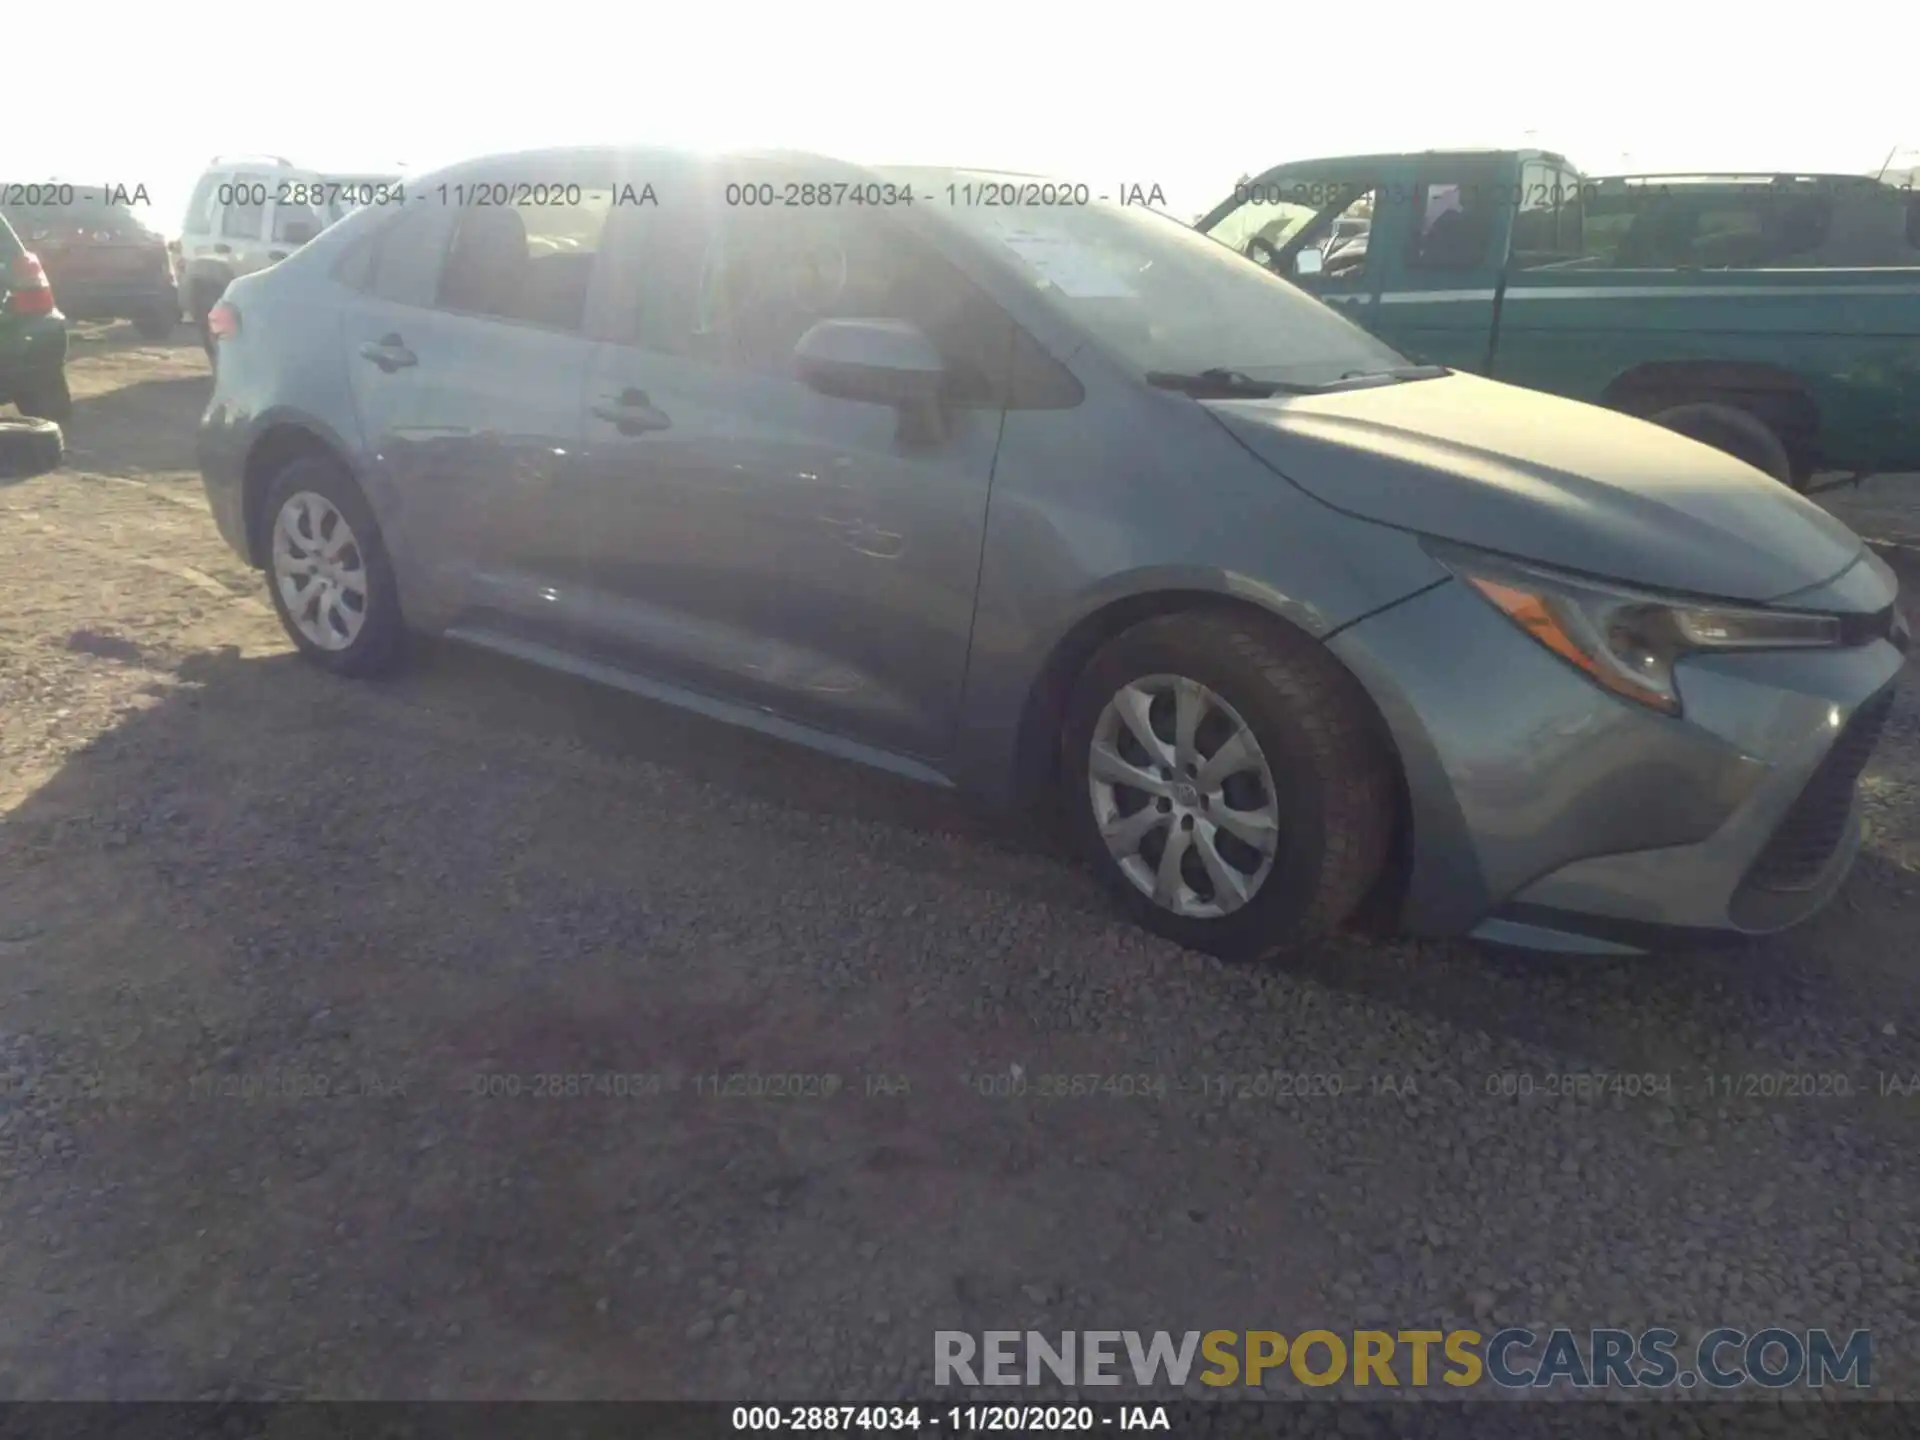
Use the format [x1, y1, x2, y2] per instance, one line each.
[591, 387, 671, 435]
[358, 335, 417, 372]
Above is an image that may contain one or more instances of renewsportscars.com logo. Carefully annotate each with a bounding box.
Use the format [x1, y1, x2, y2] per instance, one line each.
[934, 1328, 1872, 1391]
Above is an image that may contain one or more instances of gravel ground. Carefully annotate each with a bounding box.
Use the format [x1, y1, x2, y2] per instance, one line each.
[2, 325, 1920, 1402]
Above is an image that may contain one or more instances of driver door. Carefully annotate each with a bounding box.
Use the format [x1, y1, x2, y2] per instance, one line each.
[570, 158, 1007, 763]
[1198, 173, 1383, 326]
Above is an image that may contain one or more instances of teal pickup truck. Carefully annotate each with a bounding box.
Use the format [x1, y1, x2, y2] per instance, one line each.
[1196, 150, 1920, 489]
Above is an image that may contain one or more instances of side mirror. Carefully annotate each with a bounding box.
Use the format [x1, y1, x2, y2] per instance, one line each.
[1294, 248, 1324, 277]
[794, 319, 945, 407]
[279, 220, 319, 246]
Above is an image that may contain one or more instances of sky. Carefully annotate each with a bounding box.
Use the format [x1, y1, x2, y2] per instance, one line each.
[18, 0, 1917, 237]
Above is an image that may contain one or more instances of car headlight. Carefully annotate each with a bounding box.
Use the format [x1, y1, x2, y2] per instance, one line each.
[1437, 548, 1844, 715]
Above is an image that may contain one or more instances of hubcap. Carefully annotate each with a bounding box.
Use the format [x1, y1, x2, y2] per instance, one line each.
[270, 491, 369, 651]
[1087, 675, 1281, 920]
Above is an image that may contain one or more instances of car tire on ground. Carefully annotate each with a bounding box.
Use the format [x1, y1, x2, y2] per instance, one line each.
[133, 307, 176, 342]
[0, 417, 63, 479]
[14, 370, 73, 424]
[260, 455, 407, 677]
[1648, 402, 1796, 487]
[1060, 610, 1397, 961]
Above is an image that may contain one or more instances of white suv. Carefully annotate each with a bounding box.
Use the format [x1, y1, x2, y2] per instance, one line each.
[176, 157, 395, 353]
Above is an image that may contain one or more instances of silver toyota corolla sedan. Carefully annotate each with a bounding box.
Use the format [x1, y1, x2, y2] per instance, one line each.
[197, 146, 1908, 958]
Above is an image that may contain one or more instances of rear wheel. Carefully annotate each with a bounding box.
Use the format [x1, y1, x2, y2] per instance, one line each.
[1060, 611, 1396, 960]
[261, 456, 406, 677]
[1649, 402, 1796, 487]
[14, 370, 72, 424]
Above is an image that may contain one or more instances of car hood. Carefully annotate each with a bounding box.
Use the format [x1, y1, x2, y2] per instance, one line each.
[1207, 372, 1865, 603]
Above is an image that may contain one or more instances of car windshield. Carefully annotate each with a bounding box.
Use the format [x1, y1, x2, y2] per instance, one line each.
[905, 175, 1410, 387]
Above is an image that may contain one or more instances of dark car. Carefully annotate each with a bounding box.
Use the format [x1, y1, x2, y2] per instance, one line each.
[198, 145, 1904, 960]
[0, 183, 178, 340]
[0, 208, 70, 420]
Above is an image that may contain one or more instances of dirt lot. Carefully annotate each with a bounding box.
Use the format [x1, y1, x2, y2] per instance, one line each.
[4, 326, 1920, 1401]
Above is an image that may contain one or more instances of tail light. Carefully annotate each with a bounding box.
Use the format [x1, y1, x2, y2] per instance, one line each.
[6, 253, 56, 316]
[207, 299, 240, 342]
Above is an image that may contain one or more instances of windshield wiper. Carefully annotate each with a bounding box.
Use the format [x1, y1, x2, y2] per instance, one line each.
[1144, 368, 1318, 398]
[1322, 364, 1451, 390]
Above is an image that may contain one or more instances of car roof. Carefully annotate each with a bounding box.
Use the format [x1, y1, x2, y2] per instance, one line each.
[1592, 170, 1881, 184]
[1239, 147, 1572, 177]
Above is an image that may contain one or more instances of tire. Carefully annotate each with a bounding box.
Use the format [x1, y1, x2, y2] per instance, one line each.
[1648, 402, 1796, 487]
[133, 307, 176, 342]
[1060, 611, 1396, 961]
[260, 455, 406, 677]
[0, 417, 63, 479]
[14, 370, 73, 424]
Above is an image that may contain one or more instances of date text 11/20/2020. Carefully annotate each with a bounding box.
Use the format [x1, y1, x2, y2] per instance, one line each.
[731, 1405, 1171, 1432]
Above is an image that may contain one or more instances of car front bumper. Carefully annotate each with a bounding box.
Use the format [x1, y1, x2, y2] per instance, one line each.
[1330, 573, 1907, 953]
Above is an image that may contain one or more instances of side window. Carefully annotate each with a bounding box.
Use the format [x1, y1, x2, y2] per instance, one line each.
[366, 202, 455, 307]
[1408, 176, 1495, 270]
[1205, 194, 1319, 264]
[436, 185, 615, 331]
[220, 178, 265, 241]
[1203, 180, 1373, 280]
[1313, 189, 1375, 280]
[184, 173, 219, 233]
[1510, 162, 1586, 268]
[272, 200, 325, 245]
[635, 173, 1078, 408]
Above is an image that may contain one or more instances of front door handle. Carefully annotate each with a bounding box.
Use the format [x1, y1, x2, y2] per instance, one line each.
[591, 388, 671, 435]
[358, 335, 417, 372]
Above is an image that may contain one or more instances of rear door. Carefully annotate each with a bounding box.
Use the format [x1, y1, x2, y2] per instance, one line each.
[339, 160, 614, 638]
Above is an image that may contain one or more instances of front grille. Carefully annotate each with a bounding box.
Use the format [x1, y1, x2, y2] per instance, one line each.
[1742, 684, 1898, 892]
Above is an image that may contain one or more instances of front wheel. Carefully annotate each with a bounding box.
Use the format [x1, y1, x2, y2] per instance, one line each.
[1060, 612, 1397, 961]
[261, 456, 407, 676]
